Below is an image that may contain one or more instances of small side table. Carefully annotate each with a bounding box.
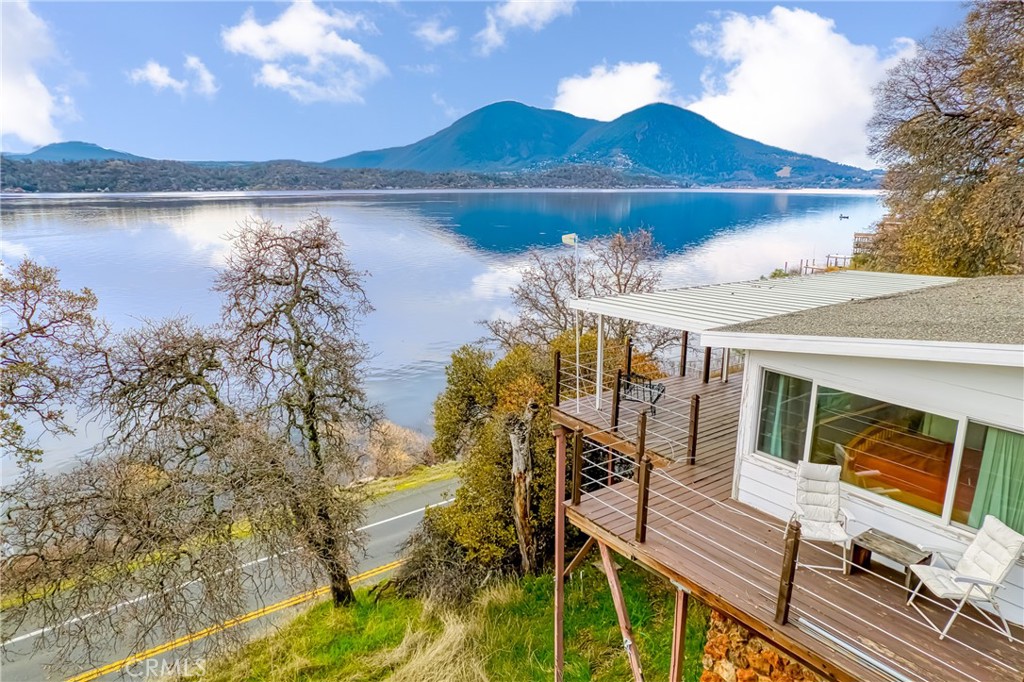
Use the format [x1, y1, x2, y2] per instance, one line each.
[850, 529, 932, 591]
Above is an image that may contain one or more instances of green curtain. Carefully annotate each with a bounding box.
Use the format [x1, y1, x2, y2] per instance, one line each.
[969, 426, 1024, 533]
[769, 374, 786, 457]
[922, 413, 957, 443]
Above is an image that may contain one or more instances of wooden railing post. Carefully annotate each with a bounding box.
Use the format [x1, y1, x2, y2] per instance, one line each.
[571, 428, 583, 506]
[775, 519, 802, 626]
[687, 395, 700, 465]
[624, 336, 633, 378]
[679, 331, 689, 377]
[611, 369, 622, 432]
[635, 412, 647, 468]
[553, 350, 562, 407]
[635, 455, 652, 543]
[702, 347, 712, 384]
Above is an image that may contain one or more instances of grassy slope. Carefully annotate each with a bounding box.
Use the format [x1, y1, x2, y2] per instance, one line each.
[200, 562, 709, 682]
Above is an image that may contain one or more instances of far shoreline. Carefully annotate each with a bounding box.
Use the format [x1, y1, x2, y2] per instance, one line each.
[0, 186, 884, 208]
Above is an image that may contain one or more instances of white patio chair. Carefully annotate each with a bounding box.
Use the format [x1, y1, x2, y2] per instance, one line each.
[793, 461, 854, 573]
[907, 515, 1024, 641]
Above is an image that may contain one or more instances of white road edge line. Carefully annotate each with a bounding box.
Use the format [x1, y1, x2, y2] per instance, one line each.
[2, 498, 453, 646]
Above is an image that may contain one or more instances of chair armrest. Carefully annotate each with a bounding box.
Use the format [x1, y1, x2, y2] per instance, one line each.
[953, 575, 1001, 588]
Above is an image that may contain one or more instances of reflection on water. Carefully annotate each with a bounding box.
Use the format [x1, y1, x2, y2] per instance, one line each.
[1, 190, 883, 468]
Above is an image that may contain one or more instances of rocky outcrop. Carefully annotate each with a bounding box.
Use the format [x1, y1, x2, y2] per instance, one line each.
[701, 610, 826, 682]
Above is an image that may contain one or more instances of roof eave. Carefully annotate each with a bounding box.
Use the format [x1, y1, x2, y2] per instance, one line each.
[698, 331, 1024, 368]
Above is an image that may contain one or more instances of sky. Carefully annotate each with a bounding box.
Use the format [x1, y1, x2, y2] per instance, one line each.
[1, 1, 965, 168]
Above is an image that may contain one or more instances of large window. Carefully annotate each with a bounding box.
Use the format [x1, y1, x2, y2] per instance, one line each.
[808, 386, 958, 517]
[953, 423, 1024, 534]
[756, 371, 812, 463]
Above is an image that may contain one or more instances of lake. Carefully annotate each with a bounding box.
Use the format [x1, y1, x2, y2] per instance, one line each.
[0, 189, 883, 468]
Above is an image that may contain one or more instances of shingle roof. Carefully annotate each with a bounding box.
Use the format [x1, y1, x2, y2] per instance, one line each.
[715, 275, 1024, 345]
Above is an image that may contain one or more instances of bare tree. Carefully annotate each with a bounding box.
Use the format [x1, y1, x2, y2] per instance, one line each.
[1, 214, 377, 670]
[484, 230, 672, 353]
[1, 259, 105, 465]
[867, 1, 1024, 275]
[214, 213, 376, 606]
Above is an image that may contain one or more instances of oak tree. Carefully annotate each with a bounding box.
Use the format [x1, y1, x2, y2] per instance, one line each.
[867, 1, 1024, 275]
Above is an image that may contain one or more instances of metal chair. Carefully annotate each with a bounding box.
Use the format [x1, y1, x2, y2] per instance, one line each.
[907, 515, 1024, 641]
[793, 461, 854, 573]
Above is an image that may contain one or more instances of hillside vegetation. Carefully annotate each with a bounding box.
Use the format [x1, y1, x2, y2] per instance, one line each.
[197, 563, 709, 682]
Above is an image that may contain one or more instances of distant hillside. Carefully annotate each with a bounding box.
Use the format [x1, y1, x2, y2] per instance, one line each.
[327, 101, 598, 172]
[325, 101, 875, 187]
[5, 141, 148, 162]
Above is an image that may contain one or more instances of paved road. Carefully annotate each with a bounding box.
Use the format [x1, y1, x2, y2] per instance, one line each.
[1, 477, 458, 682]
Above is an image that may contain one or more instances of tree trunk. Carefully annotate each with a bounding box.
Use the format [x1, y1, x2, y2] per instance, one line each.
[329, 566, 356, 606]
[509, 400, 539, 574]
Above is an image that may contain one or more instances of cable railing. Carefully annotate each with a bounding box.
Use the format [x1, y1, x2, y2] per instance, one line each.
[559, 421, 1020, 682]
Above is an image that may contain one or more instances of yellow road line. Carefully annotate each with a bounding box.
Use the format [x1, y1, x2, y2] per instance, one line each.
[65, 559, 404, 682]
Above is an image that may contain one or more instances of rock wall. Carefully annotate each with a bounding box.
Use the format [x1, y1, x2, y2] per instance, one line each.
[701, 610, 827, 682]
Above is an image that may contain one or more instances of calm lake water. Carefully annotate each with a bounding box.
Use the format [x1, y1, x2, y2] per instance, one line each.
[1, 189, 883, 468]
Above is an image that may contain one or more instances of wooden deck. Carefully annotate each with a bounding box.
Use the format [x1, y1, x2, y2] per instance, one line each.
[552, 373, 1024, 682]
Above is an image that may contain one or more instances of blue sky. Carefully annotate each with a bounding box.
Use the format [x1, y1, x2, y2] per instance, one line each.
[2, 1, 964, 167]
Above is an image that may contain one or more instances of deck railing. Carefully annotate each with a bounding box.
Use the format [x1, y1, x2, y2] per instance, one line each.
[562, 423, 1020, 682]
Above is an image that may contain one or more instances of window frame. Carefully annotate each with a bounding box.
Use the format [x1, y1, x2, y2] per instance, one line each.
[748, 362, 1023, 535]
[752, 367, 814, 464]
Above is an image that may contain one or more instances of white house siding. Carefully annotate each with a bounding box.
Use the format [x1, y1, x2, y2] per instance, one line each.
[733, 350, 1024, 624]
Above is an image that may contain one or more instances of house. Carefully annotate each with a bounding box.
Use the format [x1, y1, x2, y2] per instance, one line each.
[550, 271, 1024, 682]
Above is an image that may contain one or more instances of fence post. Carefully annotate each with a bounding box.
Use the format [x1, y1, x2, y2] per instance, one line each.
[571, 428, 583, 506]
[635, 455, 652, 543]
[679, 331, 688, 377]
[721, 348, 730, 384]
[775, 519, 802, 626]
[702, 347, 712, 384]
[611, 369, 622, 432]
[553, 350, 562, 407]
[687, 395, 700, 465]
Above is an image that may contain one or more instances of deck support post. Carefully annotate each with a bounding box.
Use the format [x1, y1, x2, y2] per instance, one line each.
[624, 336, 633, 378]
[553, 426, 568, 681]
[564, 536, 596, 577]
[687, 395, 700, 466]
[553, 351, 562, 407]
[571, 428, 583, 506]
[598, 543, 646, 682]
[668, 585, 690, 682]
[679, 331, 688, 377]
[611, 369, 622, 432]
[595, 315, 605, 410]
[775, 519, 802, 626]
[702, 347, 712, 384]
[722, 348, 730, 383]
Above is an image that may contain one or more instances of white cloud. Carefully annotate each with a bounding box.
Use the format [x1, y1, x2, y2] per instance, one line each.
[475, 0, 574, 56]
[222, 0, 386, 104]
[414, 18, 458, 49]
[432, 93, 462, 120]
[402, 63, 439, 75]
[184, 55, 218, 97]
[553, 61, 682, 121]
[0, 1, 69, 148]
[129, 60, 187, 95]
[130, 57, 220, 97]
[687, 7, 915, 168]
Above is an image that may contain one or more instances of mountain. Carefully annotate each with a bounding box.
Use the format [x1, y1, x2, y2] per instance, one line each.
[325, 101, 872, 186]
[326, 101, 599, 172]
[6, 141, 148, 162]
